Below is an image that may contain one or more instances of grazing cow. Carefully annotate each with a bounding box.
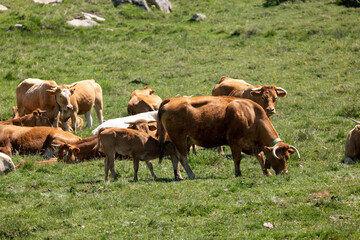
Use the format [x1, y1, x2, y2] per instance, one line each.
[60, 80, 103, 131]
[97, 127, 176, 181]
[58, 134, 104, 163]
[212, 76, 287, 117]
[127, 87, 162, 115]
[158, 96, 300, 179]
[0, 125, 81, 158]
[0, 109, 51, 127]
[92, 111, 158, 135]
[16, 78, 76, 128]
[344, 119, 360, 164]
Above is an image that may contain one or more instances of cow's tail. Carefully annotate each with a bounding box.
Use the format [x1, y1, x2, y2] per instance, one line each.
[96, 128, 105, 155]
[158, 99, 170, 163]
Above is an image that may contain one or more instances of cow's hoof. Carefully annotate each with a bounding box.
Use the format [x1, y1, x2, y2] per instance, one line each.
[344, 156, 355, 164]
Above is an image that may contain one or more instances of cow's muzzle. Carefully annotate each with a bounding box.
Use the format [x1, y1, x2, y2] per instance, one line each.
[64, 105, 73, 110]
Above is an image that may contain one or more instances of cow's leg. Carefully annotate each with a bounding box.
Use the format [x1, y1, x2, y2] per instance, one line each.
[85, 110, 93, 129]
[171, 155, 183, 180]
[107, 151, 117, 180]
[255, 152, 272, 176]
[70, 111, 78, 132]
[133, 158, 139, 181]
[94, 102, 103, 125]
[217, 146, 225, 155]
[230, 146, 242, 177]
[145, 160, 157, 180]
[52, 111, 61, 128]
[104, 157, 110, 181]
[179, 155, 196, 179]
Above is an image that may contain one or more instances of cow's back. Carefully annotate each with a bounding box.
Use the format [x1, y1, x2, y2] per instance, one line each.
[16, 79, 57, 115]
[212, 77, 253, 97]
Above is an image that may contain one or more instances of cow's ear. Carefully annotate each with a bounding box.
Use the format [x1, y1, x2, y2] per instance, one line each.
[265, 146, 273, 152]
[355, 126, 360, 132]
[150, 89, 155, 95]
[46, 88, 58, 95]
[288, 148, 295, 154]
[70, 88, 75, 95]
[72, 147, 80, 154]
[148, 125, 157, 131]
[250, 89, 262, 97]
[32, 110, 39, 117]
[276, 90, 287, 98]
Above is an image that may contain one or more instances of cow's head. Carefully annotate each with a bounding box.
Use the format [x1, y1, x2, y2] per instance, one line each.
[58, 144, 79, 163]
[46, 85, 76, 111]
[131, 86, 155, 98]
[265, 143, 300, 174]
[32, 109, 51, 126]
[250, 85, 287, 117]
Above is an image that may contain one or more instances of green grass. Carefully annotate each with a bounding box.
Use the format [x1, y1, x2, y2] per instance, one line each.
[1, 0, 360, 238]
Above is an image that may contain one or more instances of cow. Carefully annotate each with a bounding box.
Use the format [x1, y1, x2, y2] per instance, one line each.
[11, 106, 83, 132]
[0, 125, 81, 158]
[212, 76, 287, 117]
[97, 127, 176, 182]
[127, 87, 162, 115]
[92, 111, 158, 135]
[60, 80, 103, 131]
[58, 134, 104, 163]
[0, 109, 51, 127]
[344, 119, 360, 164]
[16, 78, 76, 128]
[158, 96, 300, 180]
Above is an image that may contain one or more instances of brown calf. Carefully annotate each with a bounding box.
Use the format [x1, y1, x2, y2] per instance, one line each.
[1, 108, 51, 127]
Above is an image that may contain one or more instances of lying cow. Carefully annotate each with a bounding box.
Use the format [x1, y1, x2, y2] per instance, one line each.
[58, 134, 104, 163]
[0, 125, 81, 158]
[92, 110, 158, 135]
[97, 127, 176, 181]
[16, 78, 76, 128]
[212, 76, 287, 117]
[158, 96, 300, 180]
[60, 80, 103, 131]
[344, 119, 360, 164]
[127, 87, 162, 115]
[1, 108, 51, 127]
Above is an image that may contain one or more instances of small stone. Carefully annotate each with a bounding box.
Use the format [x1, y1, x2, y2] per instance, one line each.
[191, 13, 206, 21]
[67, 19, 99, 27]
[33, 0, 62, 4]
[0, 4, 8, 10]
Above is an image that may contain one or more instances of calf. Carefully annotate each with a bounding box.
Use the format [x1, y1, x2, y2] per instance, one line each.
[1, 109, 51, 127]
[212, 76, 287, 117]
[97, 127, 176, 181]
[344, 119, 360, 164]
[58, 134, 104, 163]
[127, 87, 162, 115]
[0, 125, 81, 158]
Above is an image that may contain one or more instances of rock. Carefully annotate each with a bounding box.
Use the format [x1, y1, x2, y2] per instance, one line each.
[0, 4, 8, 10]
[111, 0, 172, 13]
[191, 13, 206, 21]
[67, 19, 99, 27]
[33, 0, 62, 4]
[81, 12, 105, 22]
[0, 153, 15, 175]
[148, 0, 172, 13]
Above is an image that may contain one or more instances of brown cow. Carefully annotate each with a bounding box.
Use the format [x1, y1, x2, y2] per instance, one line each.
[212, 76, 287, 117]
[127, 87, 162, 115]
[0, 125, 81, 158]
[158, 96, 300, 179]
[344, 119, 360, 164]
[16, 78, 76, 128]
[97, 127, 176, 181]
[60, 80, 103, 131]
[1, 109, 51, 127]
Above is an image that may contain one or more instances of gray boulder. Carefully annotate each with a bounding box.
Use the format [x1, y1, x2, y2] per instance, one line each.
[33, 0, 62, 4]
[0, 153, 15, 175]
[67, 19, 99, 27]
[112, 0, 172, 13]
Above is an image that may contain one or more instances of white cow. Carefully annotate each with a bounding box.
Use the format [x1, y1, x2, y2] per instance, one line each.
[92, 111, 158, 135]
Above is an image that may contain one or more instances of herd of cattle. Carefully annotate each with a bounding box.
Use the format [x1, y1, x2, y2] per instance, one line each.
[0, 77, 358, 180]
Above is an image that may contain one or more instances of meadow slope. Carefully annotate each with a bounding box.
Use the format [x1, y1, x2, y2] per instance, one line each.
[0, 0, 360, 239]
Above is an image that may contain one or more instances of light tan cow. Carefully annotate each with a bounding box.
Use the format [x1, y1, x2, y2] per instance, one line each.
[212, 76, 287, 117]
[344, 119, 360, 164]
[60, 80, 103, 131]
[0, 125, 81, 158]
[1, 108, 51, 127]
[158, 96, 300, 179]
[16, 78, 76, 128]
[97, 127, 176, 181]
[127, 87, 162, 115]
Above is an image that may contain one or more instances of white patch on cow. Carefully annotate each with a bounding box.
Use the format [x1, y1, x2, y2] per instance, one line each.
[61, 89, 71, 98]
[85, 111, 93, 129]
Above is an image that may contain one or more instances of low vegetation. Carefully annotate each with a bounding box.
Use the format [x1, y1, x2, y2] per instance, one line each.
[1, 0, 360, 238]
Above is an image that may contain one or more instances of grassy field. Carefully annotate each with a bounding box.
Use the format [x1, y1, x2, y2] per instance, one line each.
[1, 0, 360, 238]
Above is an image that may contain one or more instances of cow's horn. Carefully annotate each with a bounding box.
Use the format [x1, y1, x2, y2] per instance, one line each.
[272, 146, 280, 159]
[289, 145, 300, 159]
[351, 119, 360, 125]
[51, 87, 57, 91]
[68, 83, 77, 88]
[276, 87, 287, 94]
[251, 87, 262, 91]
